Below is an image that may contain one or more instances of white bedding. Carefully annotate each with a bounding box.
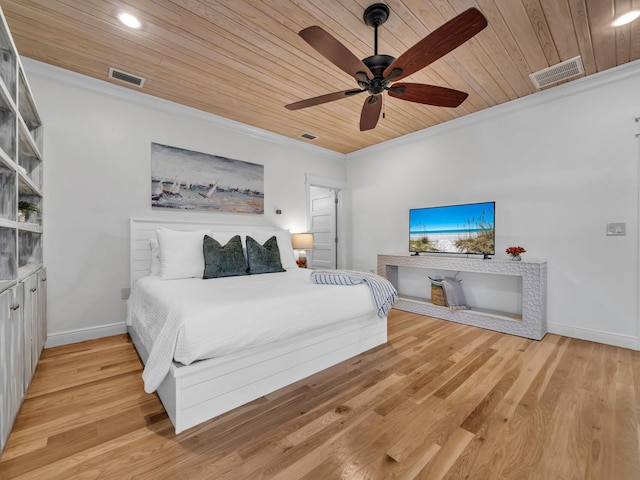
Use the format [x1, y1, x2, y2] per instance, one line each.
[126, 268, 378, 393]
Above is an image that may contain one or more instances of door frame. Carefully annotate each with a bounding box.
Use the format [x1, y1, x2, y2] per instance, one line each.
[305, 174, 347, 269]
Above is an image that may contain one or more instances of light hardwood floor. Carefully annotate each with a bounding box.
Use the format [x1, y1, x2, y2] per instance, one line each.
[1, 310, 639, 479]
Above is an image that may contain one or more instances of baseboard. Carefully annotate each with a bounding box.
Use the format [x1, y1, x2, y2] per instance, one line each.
[45, 322, 128, 348]
[547, 323, 639, 351]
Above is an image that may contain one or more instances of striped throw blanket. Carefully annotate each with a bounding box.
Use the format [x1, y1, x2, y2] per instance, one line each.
[310, 270, 398, 318]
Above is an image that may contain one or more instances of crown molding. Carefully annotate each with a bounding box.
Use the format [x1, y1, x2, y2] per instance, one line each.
[22, 56, 640, 163]
[20, 57, 345, 162]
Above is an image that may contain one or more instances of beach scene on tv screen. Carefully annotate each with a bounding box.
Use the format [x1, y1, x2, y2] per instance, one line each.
[410, 202, 495, 254]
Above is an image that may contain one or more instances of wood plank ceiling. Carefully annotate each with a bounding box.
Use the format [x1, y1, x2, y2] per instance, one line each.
[1, 0, 639, 154]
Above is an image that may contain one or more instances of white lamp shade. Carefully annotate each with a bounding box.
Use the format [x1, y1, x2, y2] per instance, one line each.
[291, 233, 314, 250]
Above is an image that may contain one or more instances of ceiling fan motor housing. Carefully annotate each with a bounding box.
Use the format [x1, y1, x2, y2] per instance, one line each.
[362, 54, 395, 77]
[361, 54, 395, 93]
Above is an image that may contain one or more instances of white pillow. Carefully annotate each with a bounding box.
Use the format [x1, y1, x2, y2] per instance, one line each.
[156, 228, 210, 280]
[252, 229, 297, 269]
[149, 238, 160, 276]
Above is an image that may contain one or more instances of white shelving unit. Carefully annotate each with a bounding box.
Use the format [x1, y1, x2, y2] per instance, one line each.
[378, 254, 547, 340]
[0, 5, 45, 457]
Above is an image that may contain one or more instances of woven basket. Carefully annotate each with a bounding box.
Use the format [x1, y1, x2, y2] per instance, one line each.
[431, 284, 447, 306]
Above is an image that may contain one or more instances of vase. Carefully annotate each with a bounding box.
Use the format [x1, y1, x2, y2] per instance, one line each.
[510, 254, 521, 261]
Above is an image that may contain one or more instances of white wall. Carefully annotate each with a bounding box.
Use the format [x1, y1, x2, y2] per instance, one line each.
[346, 61, 640, 350]
[23, 60, 346, 344]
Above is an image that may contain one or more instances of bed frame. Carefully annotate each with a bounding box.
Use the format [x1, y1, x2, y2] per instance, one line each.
[129, 218, 388, 434]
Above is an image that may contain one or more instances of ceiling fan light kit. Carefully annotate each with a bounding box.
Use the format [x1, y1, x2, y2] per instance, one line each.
[285, 3, 488, 132]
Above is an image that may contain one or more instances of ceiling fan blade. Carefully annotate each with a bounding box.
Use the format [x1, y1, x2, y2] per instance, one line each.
[360, 95, 383, 131]
[300, 26, 373, 81]
[383, 8, 487, 82]
[285, 89, 364, 110]
[387, 83, 468, 107]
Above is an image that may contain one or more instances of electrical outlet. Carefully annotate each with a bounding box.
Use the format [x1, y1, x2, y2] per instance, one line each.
[121, 287, 131, 300]
[606, 223, 626, 236]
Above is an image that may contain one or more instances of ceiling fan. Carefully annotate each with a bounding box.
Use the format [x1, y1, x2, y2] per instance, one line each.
[285, 4, 488, 131]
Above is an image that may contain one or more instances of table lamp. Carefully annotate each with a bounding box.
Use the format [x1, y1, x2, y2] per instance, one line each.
[291, 233, 314, 268]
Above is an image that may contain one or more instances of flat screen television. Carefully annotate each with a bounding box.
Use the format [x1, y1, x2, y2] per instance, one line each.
[409, 201, 495, 256]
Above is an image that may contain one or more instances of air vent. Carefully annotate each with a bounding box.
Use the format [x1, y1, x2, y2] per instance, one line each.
[300, 133, 317, 140]
[529, 56, 584, 89]
[109, 67, 145, 87]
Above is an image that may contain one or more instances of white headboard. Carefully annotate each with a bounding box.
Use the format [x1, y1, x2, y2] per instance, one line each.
[129, 218, 280, 284]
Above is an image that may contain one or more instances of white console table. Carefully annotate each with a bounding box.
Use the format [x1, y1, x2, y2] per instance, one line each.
[378, 255, 547, 340]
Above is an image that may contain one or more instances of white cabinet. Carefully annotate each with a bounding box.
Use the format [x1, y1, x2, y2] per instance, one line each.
[0, 284, 24, 454]
[0, 5, 44, 459]
[0, 270, 44, 456]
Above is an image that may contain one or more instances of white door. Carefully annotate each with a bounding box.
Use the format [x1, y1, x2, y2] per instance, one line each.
[309, 186, 337, 269]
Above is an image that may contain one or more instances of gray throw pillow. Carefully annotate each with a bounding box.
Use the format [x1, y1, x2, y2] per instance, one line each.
[442, 277, 468, 309]
[202, 235, 248, 279]
[246, 235, 286, 274]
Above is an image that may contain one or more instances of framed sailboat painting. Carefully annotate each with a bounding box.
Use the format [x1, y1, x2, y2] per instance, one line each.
[150, 143, 264, 214]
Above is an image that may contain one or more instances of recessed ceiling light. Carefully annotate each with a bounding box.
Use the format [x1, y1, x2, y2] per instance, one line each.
[117, 12, 141, 29]
[612, 10, 640, 27]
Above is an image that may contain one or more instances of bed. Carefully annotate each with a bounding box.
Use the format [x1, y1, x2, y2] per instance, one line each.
[127, 218, 389, 434]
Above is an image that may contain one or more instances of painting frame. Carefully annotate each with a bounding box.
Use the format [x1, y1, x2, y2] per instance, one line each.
[150, 143, 264, 215]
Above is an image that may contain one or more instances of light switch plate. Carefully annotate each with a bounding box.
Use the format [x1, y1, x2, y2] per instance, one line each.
[606, 223, 626, 236]
[121, 287, 131, 300]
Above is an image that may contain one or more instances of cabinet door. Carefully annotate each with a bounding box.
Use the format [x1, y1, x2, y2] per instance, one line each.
[0, 288, 10, 453]
[22, 280, 32, 391]
[21, 273, 38, 386]
[9, 284, 24, 429]
[0, 284, 24, 455]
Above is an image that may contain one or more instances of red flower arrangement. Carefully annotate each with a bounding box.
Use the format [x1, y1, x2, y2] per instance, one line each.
[505, 246, 526, 256]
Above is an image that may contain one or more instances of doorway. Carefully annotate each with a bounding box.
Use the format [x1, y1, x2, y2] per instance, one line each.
[308, 185, 338, 269]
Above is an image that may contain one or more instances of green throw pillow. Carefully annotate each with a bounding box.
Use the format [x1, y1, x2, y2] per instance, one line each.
[246, 236, 286, 274]
[202, 235, 248, 279]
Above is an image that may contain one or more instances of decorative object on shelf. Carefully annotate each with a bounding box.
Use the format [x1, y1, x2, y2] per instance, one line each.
[291, 232, 313, 268]
[150, 143, 264, 214]
[505, 246, 526, 261]
[18, 201, 39, 223]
